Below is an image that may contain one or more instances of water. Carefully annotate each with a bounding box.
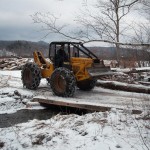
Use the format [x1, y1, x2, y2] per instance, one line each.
[0, 109, 58, 128]
[0, 105, 88, 128]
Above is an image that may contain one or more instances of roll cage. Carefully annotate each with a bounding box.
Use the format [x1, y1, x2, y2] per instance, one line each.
[49, 42, 98, 59]
[49, 42, 100, 66]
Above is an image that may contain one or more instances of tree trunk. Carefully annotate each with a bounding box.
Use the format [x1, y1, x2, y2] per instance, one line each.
[115, 0, 120, 66]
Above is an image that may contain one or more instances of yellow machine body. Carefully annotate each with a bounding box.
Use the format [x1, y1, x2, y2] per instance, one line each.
[33, 51, 93, 81]
[71, 57, 92, 81]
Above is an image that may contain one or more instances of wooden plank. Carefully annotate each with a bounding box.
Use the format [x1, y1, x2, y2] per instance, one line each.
[32, 98, 111, 112]
[32, 97, 142, 114]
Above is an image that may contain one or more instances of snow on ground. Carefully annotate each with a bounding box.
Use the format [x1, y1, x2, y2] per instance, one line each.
[0, 71, 49, 114]
[0, 109, 149, 150]
[0, 70, 150, 150]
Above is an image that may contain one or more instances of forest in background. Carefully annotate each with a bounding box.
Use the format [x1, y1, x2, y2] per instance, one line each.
[0, 40, 149, 61]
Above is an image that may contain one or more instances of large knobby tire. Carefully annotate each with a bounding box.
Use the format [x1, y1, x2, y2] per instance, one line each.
[21, 62, 41, 90]
[77, 78, 97, 91]
[50, 67, 76, 97]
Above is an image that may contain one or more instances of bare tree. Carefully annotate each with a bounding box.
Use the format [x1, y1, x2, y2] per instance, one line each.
[76, 0, 139, 63]
[130, 0, 150, 63]
[140, 0, 150, 20]
[32, 0, 150, 64]
[133, 0, 150, 43]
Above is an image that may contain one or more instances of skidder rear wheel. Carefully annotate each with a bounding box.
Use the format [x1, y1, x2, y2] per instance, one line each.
[50, 67, 76, 97]
[21, 62, 41, 90]
[77, 78, 97, 91]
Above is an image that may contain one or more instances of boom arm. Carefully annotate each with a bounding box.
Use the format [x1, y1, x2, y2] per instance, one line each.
[33, 51, 54, 78]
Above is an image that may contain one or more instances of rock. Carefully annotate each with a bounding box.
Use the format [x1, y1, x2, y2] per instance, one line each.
[74, 121, 84, 127]
[0, 103, 6, 106]
[116, 144, 122, 148]
[0, 141, 4, 148]
[21, 143, 29, 148]
[32, 134, 45, 145]
[8, 93, 14, 97]
[2, 92, 9, 95]
[120, 115, 127, 122]
[81, 131, 88, 136]
[111, 108, 117, 113]
[14, 90, 21, 97]
[22, 99, 29, 104]
[13, 96, 20, 100]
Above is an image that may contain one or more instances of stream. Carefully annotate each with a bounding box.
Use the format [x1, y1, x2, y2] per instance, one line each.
[0, 109, 59, 128]
[0, 105, 87, 128]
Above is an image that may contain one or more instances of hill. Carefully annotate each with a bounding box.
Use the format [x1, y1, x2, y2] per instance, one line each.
[0, 40, 49, 57]
[0, 40, 149, 61]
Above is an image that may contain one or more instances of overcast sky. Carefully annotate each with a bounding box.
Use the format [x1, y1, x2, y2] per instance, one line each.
[0, 0, 145, 45]
[0, 0, 87, 42]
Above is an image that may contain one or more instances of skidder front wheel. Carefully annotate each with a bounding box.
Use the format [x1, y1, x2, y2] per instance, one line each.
[21, 62, 41, 90]
[77, 78, 97, 91]
[50, 67, 76, 97]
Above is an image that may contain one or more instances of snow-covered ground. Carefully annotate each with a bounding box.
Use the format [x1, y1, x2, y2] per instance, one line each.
[0, 110, 150, 150]
[0, 70, 149, 150]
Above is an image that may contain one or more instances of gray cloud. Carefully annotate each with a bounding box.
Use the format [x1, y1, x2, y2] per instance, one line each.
[0, 0, 146, 44]
[0, 0, 84, 42]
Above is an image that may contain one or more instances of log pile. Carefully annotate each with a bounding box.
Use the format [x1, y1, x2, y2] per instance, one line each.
[99, 73, 135, 84]
[0, 58, 29, 70]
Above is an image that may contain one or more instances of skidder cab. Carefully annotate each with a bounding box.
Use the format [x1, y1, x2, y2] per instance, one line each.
[22, 42, 110, 97]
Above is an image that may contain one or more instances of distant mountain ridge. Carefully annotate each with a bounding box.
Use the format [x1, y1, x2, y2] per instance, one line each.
[0, 40, 49, 57]
[0, 40, 149, 61]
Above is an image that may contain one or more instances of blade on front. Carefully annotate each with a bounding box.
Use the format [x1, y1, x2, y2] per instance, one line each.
[87, 66, 114, 77]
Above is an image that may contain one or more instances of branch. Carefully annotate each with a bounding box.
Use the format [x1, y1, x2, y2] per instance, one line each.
[118, 0, 139, 8]
[32, 12, 85, 42]
[83, 39, 150, 46]
[32, 12, 150, 47]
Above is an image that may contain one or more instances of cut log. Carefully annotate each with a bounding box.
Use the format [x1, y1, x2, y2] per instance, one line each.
[139, 81, 150, 86]
[96, 80, 150, 94]
[0, 63, 10, 68]
[8, 66, 19, 70]
[111, 68, 150, 74]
